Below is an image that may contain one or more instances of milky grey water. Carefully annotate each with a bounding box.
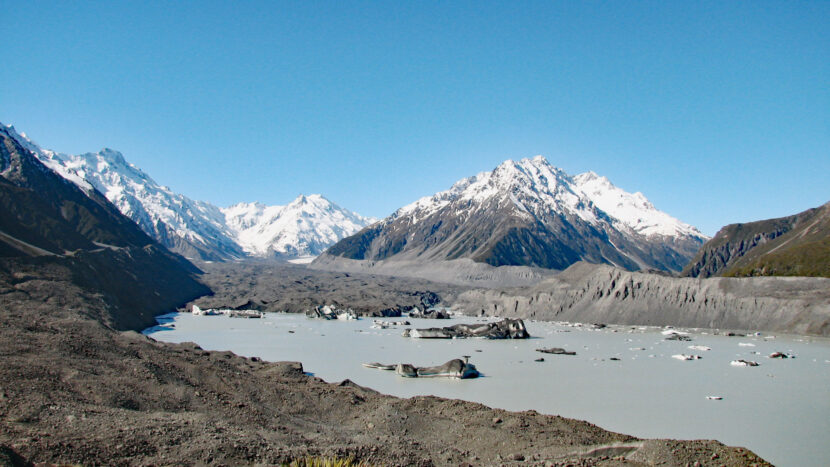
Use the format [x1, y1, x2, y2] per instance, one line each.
[146, 313, 830, 467]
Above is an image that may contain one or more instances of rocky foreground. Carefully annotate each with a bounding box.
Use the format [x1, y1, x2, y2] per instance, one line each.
[0, 262, 772, 466]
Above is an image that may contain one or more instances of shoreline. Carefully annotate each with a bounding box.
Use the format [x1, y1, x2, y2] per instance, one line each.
[147, 310, 830, 466]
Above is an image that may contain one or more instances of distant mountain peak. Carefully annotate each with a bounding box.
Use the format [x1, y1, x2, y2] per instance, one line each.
[94, 148, 130, 167]
[222, 194, 375, 258]
[325, 155, 707, 272]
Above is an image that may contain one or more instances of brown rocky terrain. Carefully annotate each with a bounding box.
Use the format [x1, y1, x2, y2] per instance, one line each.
[191, 260, 470, 316]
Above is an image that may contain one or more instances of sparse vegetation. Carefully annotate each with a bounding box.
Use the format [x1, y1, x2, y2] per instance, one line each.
[723, 236, 830, 278]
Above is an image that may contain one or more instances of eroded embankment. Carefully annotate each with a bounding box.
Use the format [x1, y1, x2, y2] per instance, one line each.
[452, 262, 830, 336]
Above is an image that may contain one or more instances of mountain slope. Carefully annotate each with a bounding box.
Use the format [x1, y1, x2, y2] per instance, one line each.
[682, 202, 830, 278]
[223, 195, 376, 258]
[321, 156, 706, 273]
[0, 125, 209, 330]
[3, 124, 244, 261]
[2, 123, 374, 261]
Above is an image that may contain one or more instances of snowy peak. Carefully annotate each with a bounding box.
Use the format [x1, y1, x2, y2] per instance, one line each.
[2, 123, 96, 194]
[287, 193, 336, 212]
[326, 155, 707, 273]
[397, 155, 704, 241]
[222, 194, 376, 258]
[97, 148, 127, 166]
[1, 124, 39, 156]
[26, 139, 244, 260]
[398, 156, 600, 226]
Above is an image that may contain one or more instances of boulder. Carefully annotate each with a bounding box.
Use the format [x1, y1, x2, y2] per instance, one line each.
[395, 363, 419, 377]
[376, 306, 404, 317]
[419, 291, 441, 309]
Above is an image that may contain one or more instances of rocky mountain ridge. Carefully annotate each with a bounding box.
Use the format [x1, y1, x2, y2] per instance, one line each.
[321, 156, 707, 273]
[682, 201, 830, 278]
[0, 124, 209, 330]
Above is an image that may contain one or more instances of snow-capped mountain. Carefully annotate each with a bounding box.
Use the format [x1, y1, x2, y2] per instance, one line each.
[323, 156, 707, 272]
[2, 124, 244, 261]
[223, 195, 376, 259]
[2, 123, 374, 261]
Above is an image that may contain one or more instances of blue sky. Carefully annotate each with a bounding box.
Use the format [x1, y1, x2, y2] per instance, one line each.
[2, 1, 828, 236]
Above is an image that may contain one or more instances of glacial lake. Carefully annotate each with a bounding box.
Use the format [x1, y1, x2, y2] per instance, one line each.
[146, 313, 830, 467]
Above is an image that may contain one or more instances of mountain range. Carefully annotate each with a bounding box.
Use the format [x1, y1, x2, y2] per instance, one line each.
[320, 156, 708, 273]
[1, 124, 374, 261]
[3, 123, 712, 274]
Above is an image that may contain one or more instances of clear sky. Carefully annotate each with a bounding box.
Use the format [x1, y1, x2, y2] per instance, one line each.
[2, 1, 828, 236]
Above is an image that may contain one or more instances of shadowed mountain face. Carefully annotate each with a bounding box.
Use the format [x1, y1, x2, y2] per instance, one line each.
[682, 202, 830, 278]
[323, 157, 706, 273]
[0, 126, 209, 330]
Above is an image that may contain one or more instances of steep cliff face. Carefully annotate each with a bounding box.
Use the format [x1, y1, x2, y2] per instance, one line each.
[452, 263, 830, 336]
[682, 202, 830, 278]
